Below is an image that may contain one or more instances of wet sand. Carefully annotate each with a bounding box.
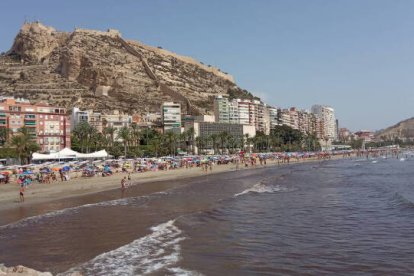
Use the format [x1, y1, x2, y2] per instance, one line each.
[0, 156, 346, 221]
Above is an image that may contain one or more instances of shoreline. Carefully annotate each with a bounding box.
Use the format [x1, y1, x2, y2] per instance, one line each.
[0, 156, 349, 224]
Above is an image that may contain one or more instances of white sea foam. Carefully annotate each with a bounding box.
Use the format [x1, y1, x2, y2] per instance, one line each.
[234, 183, 291, 197]
[168, 267, 204, 276]
[60, 220, 186, 276]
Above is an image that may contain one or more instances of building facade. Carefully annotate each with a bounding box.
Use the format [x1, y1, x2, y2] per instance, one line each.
[184, 121, 256, 154]
[213, 96, 271, 134]
[311, 105, 337, 141]
[213, 95, 230, 123]
[162, 102, 181, 134]
[0, 97, 70, 152]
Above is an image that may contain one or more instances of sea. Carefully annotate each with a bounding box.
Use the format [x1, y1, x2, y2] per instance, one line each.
[1, 156, 414, 275]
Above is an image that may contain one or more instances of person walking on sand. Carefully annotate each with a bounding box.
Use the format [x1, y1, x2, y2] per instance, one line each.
[19, 186, 25, 202]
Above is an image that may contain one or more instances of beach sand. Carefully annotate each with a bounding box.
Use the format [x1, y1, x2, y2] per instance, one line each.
[0, 156, 347, 216]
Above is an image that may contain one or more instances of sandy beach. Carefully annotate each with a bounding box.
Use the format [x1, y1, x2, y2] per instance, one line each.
[0, 156, 347, 217]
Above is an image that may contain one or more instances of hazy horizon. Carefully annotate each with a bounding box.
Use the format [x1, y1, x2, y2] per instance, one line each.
[1, 0, 413, 131]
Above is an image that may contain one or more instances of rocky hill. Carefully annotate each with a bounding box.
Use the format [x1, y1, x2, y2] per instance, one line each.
[375, 117, 414, 141]
[0, 22, 256, 115]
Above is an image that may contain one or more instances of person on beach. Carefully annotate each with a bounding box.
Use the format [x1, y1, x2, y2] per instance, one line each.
[19, 186, 25, 202]
[121, 176, 127, 190]
[59, 169, 64, 181]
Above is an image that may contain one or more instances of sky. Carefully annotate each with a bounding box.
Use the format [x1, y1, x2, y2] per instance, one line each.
[1, 0, 414, 131]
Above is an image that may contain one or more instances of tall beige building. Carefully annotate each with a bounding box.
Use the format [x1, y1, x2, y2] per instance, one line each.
[311, 105, 336, 141]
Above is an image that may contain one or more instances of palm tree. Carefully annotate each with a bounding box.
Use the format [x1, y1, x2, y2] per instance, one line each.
[195, 136, 203, 155]
[117, 126, 131, 157]
[165, 131, 178, 156]
[11, 127, 40, 164]
[103, 126, 116, 148]
[150, 136, 161, 157]
[227, 134, 236, 154]
[210, 134, 219, 155]
[72, 122, 92, 153]
[130, 123, 141, 147]
[244, 133, 250, 152]
[187, 127, 195, 155]
[141, 128, 152, 146]
[178, 132, 187, 154]
[219, 131, 229, 154]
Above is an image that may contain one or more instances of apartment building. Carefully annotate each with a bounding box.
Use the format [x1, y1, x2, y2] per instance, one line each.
[162, 102, 181, 134]
[311, 105, 337, 141]
[0, 97, 70, 152]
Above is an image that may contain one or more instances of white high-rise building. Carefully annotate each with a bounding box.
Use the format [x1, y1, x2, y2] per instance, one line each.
[311, 105, 336, 141]
[70, 107, 89, 130]
[162, 102, 181, 134]
[267, 106, 279, 130]
[213, 95, 230, 123]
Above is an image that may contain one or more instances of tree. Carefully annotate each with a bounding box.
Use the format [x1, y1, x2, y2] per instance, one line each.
[72, 122, 95, 153]
[244, 133, 250, 152]
[195, 136, 203, 154]
[117, 126, 131, 157]
[10, 127, 40, 164]
[187, 127, 195, 154]
[270, 125, 303, 152]
[218, 131, 229, 154]
[150, 136, 162, 157]
[0, 127, 9, 146]
[103, 126, 116, 148]
[210, 134, 219, 154]
[164, 131, 178, 156]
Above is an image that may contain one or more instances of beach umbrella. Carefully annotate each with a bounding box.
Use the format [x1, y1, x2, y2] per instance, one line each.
[62, 166, 71, 172]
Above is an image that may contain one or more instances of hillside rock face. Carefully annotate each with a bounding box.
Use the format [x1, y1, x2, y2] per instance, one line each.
[376, 117, 414, 141]
[0, 22, 254, 115]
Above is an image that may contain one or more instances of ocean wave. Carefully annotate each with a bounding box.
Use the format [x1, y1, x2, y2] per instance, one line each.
[234, 183, 293, 197]
[59, 220, 187, 276]
[390, 192, 414, 209]
[167, 267, 204, 276]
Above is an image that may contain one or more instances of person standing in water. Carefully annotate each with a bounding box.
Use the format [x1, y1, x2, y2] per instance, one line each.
[19, 186, 25, 202]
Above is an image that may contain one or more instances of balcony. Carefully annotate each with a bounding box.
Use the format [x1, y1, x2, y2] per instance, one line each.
[24, 121, 36, 127]
[24, 114, 36, 119]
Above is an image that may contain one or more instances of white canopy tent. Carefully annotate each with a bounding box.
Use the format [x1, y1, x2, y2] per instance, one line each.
[32, 148, 108, 161]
